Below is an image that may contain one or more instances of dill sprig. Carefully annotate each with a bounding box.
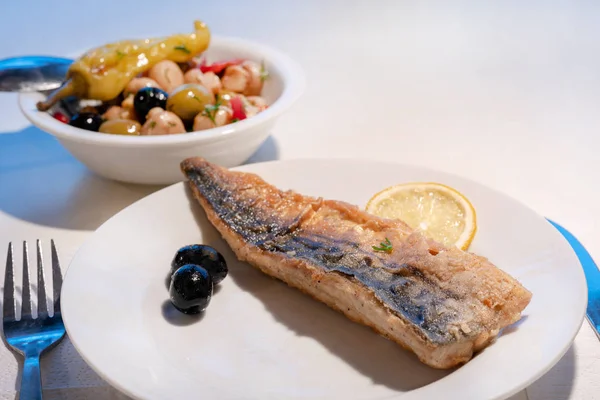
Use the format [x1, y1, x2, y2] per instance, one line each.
[174, 45, 191, 54]
[259, 60, 269, 81]
[372, 238, 393, 253]
[202, 100, 222, 124]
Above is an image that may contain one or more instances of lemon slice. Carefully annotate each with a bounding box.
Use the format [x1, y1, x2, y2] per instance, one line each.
[365, 182, 477, 250]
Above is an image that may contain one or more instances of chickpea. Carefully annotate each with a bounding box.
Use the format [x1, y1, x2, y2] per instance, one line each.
[120, 107, 137, 121]
[214, 106, 232, 126]
[202, 72, 223, 94]
[192, 115, 214, 131]
[103, 105, 137, 121]
[148, 60, 184, 93]
[103, 105, 124, 120]
[124, 77, 161, 97]
[241, 61, 264, 96]
[192, 106, 232, 131]
[183, 69, 222, 94]
[140, 107, 186, 135]
[183, 68, 202, 84]
[244, 105, 260, 118]
[119, 95, 139, 120]
[121, 94, 134, 110]
[221, 65, 249, 93]
[239, 95, 260, 118]
[246, 96, 268, 110]
[146, 108, 163, 120]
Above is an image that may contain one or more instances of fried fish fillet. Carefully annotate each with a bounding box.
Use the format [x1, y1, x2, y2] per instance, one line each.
[181, 157, 532, 369]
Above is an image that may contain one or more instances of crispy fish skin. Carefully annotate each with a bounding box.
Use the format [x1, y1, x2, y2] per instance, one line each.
[180, 157, 532, 369]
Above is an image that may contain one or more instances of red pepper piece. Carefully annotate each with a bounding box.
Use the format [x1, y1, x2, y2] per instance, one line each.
[199, 58, 244, 74]
[230, 96, 247, 121]
[52, 111, 69, 123]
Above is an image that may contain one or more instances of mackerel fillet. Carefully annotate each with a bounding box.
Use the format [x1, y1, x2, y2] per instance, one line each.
[181, 157, 532, 369]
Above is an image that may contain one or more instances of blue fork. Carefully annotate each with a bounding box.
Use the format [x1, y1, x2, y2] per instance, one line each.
[2, 240, 66, 400]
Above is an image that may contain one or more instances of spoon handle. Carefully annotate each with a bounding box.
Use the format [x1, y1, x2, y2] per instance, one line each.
[0, 55, 72, 93]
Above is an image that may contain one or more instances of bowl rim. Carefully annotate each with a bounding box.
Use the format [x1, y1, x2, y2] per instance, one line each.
[18, 35, 306, 148]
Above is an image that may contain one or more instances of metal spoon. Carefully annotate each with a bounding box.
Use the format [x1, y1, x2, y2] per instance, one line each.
[0, 56, 72, 92]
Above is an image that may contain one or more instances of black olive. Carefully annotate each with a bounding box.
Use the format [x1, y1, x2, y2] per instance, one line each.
[170, 264, 213, 314]
[171, 245, 228, 284]
[134, 87, 168, 121]
[69, 112, 103, 132]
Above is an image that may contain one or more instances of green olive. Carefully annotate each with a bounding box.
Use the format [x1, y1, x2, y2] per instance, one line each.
[99, 119, 142, 135]
[166, 84, 215, 121]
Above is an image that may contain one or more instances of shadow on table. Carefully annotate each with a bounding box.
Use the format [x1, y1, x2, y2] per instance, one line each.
[42, 387, 132, 400]
[245, 134, 280, 165]
[0, 126, 279, 231]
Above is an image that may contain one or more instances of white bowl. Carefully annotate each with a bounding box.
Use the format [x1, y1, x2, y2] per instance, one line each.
[19, 36, 305, 185]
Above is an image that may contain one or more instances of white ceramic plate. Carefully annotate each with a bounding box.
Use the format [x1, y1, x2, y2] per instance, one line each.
[61, 159, 586, 400]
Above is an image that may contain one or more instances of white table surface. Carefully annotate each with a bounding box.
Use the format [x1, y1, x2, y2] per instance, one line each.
[1, 1, 599, 399]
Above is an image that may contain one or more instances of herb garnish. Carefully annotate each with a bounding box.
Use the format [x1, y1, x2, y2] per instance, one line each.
[174, 45, 191, 54]
[168, 121, 176, 127]
[149, 121, 157, 129]
[116, 50, 126, 59]
[202, 100, 222, 124]
[372, 238, 393, 253]
[231, 118, 240, 123]
[259, 60, 269, 81]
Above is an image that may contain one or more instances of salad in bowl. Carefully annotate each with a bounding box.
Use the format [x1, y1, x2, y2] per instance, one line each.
[20, 20, 305, 184]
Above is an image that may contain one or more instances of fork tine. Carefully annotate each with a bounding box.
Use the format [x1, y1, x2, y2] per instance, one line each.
[21, 241, 32, 318]
[3, 243, 15, 321]
[37, 240, 48, 318]
[51, 240, 62, 314]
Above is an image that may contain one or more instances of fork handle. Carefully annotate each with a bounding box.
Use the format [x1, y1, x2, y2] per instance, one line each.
[20, 354, 42, 400]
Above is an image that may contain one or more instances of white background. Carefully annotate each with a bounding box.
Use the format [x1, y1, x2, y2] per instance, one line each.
[1, 1, 599, 398]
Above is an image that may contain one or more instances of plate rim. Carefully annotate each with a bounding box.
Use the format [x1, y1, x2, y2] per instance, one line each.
[60, 157, 588, 400]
